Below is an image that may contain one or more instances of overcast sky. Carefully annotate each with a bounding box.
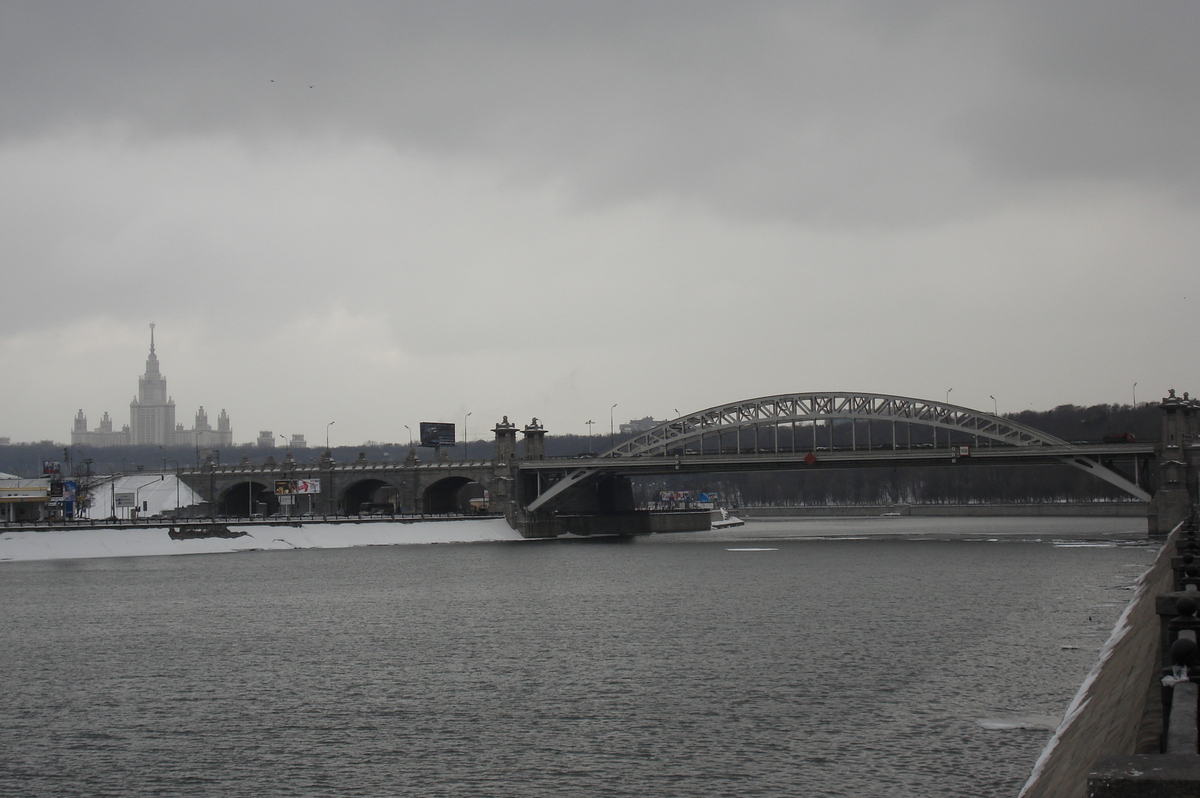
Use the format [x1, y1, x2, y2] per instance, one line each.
[2, 1, 1197, 446]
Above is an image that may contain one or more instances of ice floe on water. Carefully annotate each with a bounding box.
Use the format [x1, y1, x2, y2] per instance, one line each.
[977, 715, 1061, 731]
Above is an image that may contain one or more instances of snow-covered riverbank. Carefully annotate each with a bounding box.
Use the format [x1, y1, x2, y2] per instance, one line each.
[0, 518, 527, 562]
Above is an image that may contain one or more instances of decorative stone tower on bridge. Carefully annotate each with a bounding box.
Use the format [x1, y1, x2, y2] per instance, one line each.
[1149, 389, 1199, 535]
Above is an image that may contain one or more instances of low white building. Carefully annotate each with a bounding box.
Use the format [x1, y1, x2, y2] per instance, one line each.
[0, 475, 50, 522]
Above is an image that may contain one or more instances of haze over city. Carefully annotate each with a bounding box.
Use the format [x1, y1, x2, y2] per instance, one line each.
[2, 2, 1197, 446]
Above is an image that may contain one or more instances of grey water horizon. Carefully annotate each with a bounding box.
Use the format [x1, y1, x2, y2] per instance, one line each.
[0, 517, 1157, 797]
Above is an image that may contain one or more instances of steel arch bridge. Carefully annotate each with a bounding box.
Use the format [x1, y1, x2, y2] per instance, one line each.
[523, 391, 1151, 512]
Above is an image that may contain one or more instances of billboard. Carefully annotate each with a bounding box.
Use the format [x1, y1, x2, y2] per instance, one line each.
[42, 460, 61, 475]
[274, 479, 321, 495]
[420, 422, 456, 448]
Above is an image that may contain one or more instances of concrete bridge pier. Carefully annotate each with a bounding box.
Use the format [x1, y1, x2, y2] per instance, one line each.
[488, 416, 563, 537]
[1149, 391, 1199, 536]
[498, 417, 648, 537]
[489, 416, 521, 529]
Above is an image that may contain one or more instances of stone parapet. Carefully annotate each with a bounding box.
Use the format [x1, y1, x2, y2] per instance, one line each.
[1020, 524, 1179, 798]
[1089, 754, 1200, 797]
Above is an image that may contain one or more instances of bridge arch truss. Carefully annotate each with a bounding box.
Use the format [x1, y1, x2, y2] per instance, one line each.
[607, 392, 1068, 457]
[525, 392, 1150, 512]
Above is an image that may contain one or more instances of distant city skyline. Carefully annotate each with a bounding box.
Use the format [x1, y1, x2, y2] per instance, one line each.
[17, 321, 1190, 448]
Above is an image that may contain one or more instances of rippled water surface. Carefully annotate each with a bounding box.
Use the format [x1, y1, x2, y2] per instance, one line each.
[0, 518, 1157, 797]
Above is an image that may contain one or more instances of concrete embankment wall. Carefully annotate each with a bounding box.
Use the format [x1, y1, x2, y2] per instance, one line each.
[1018, 528, 1177, 798]
[737, 503, 1148, 519]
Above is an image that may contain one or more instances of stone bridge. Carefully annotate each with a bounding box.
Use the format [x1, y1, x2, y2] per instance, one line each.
[181, 448, 505, 518]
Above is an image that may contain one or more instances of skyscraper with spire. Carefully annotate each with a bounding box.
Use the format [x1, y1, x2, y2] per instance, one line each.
[129, 323, 176, 445]
[71, 324, 233, 448]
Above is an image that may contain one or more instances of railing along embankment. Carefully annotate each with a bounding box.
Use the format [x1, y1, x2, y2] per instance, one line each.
[1020, 513, 1200, 798]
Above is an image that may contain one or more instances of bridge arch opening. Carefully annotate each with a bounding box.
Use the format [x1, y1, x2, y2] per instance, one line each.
[341, 479, 401, 515]
[218, 480, 275, 517]
[423, 476, 487, 515]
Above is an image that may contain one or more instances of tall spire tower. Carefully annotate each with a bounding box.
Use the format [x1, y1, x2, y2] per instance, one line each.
[130, 322, 176, 444]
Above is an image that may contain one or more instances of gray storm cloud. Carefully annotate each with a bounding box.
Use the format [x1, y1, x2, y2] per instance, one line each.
[3, 1, 1195, 224]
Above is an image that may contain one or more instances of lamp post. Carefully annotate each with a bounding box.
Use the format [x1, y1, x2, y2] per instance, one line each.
[610, 403, 618, 453]
[169, 460, 180, 513]
[463, 412, 472, 461]
[326, 421, 335, 451]
[82, 458, 93, 519]
[405, 424, 413, 447]
[194, 428, 213, 467]
[586, 419, 595, 454]
[989, 395, 997, 416]
[1132, 382, 1137, 409]
[158, 446, 180, 514]
[940, 389, 952, 449]
[134, 476, 164, 521]
[278, 433, 288, 451]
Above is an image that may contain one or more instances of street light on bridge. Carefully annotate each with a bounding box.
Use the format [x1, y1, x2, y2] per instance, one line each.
[989, 395, 997, 416]
[610, 403, 618, 453]
[586, 419, 595, 454]
[194, 428, 213, 467]
[326, 421, 335, 451]
[463, 412, 472, 460]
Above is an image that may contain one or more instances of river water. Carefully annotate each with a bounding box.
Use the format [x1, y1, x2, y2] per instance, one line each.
[0, 517, 1158, 797]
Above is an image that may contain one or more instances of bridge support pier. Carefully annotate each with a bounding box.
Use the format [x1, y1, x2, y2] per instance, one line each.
[1149, 391, 1199, 537]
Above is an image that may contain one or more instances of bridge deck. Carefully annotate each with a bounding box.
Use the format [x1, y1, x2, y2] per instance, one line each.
[517, 443, 1154, 475]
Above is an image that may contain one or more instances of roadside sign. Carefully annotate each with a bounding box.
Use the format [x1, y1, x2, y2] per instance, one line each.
[275, 479, 321, 495]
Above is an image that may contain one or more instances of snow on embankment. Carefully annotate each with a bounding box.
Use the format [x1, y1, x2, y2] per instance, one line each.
[0, 519, 526, 562]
